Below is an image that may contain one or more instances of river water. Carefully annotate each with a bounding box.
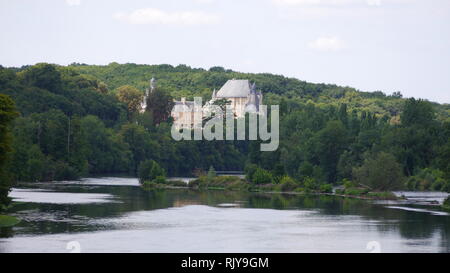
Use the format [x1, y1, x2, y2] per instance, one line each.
[1, 177, 449, 253]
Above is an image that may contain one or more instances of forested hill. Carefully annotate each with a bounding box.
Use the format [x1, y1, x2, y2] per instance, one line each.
[1, 62, 450, 209]
[68, 63, 449, 121]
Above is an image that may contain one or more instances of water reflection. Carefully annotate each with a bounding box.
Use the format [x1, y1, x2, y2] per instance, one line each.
[1, 178, 449, 252]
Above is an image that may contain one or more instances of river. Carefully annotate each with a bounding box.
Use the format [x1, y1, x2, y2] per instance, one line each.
[0, 177, 449, 253]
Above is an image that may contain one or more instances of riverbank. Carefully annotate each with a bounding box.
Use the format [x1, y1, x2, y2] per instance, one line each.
[0, 215, 20, 228]
[141, 175, 400, 201]
[4, 177, 450, 253]
[443, 197, 450, 211]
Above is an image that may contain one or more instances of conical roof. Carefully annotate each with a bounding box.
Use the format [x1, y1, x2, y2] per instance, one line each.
[216, 79, 251, 98]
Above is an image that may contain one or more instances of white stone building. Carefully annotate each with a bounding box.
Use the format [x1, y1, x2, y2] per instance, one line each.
[171, 79, 263, 129]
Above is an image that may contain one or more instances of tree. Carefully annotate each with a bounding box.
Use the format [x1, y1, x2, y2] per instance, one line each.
[80, 115, 114, 174]
[314, 120, 348, 183]
[145, 87, 174, 125]
[353, 152, 404, 191]
[138, 160, 165, 184]
[0, 94, 18, 209]
[115, 85, 144, 119]
[279, 176, 298, 191]
[207, 165, 216, 182]
[119, 123, 158, 172]
[252, 168, 273, 184]
[20, 63, 62, 93]
[401, 98, 435, 127]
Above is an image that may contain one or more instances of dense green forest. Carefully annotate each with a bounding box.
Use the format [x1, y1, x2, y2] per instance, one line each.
[1, 62, 449, 209]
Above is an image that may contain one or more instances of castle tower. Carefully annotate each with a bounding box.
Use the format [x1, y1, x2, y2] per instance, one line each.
[141, 77, 156, 113]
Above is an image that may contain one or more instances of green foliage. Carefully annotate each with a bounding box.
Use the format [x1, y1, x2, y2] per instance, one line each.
[319, 184, 333, 193]
[314, 120, 348, 183]
[303, 177, 320, 192]
[152, 176, 166, 184]
[0, 94, 18, 209]
[207, 166, 216, 182]
[244, 163, 258, 182]
[353, 152, 405, 191]
[0, 62, 449, 195]
[366, 192, 398, 200]
[443, 196, 450, 211]
[0, 215, 21, 227]
[138, 160, 166, 184]
[115, 85, 144, 119]
[279, 176, 299, 192]
[405, 168, 449, 192]
[401, 98, 435, 127]
[251, 168, 273, 184]
[344, 187, 370, 196]
[190, 175, 250, 191]
[20, 63, 63, 93]
[145, 87, 174, 125]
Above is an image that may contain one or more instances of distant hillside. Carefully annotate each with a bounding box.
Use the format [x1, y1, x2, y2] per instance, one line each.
[1, 63, 449, 191]
[68, 62, 449, 121]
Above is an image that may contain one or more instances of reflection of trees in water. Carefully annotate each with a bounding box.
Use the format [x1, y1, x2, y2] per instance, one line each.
[7, 185, 450, 250]
[439, 227, 450, 253]
[243, 193, 450, 249]
[0, 227, 14, 238]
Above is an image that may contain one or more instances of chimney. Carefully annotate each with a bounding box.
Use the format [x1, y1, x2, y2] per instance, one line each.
[181, 97, 186, 104]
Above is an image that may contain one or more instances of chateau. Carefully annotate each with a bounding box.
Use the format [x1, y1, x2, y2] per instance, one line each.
[171, 79, 263, 129]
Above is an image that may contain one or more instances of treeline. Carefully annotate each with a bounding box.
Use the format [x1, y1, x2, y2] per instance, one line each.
[67, 62, 449, 121]
[0, 62, 450, 210]
[0, 64, 246, 185]
[245, 99, 450, 192]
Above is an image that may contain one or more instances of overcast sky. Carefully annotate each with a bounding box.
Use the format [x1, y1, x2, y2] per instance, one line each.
[1, 0, 449, 103]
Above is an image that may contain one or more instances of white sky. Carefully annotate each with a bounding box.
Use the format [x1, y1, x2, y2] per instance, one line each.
[1, 0, 449, 103]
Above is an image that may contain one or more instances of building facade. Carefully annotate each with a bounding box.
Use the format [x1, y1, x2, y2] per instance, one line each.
[171, 79, 263, 129]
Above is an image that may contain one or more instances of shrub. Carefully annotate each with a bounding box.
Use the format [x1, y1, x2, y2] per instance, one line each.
[165, 180, 187, 187]
[408, 168, 446, 191]
[279, 176, 298, 192]
[431, 179, 445, 191]
[342, 178, 357, 189]
[367, 192, 398, 200]
[352, 152, 404, 191]
[442, 196, 450, 211]
[142, 181, 160, 189]
[207, 166, 216, 182]
[405, 177, 419, 191]
[319, 184, 333, 193]
[252, 168, 273, 184]
[152, 176, 166, 184]
[303, 177, 319, 192]
[444, 196, 450, 207]
[138, 160, 165, 184]
[0, 215, 21, 228]
[244, 163, 258, 182]
[344, 187, 370, 196]
[189, 175, 249, 191]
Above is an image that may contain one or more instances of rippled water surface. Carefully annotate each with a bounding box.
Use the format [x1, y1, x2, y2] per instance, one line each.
[1, 177, 449, 253]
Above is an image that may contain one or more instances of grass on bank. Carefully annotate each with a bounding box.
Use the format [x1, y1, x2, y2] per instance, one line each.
[0, 215, 21, 228]
[443, 196, 450, 211]
[142, 176, 187, 189]
[141, 174, 399, 201]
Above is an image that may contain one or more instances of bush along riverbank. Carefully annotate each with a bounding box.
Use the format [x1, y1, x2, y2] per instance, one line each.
[0, 215, 21, 228]
[443, 196, 450, 211]
[138, 164, 399, 200]
[334, 179, 399, 200]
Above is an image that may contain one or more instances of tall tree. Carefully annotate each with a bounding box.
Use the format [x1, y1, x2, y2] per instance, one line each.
[20, 63, 63, 93]
[145, 87, 174, 125]
[0, 94, 18, 209]
[314, 120, 348, 183]
[353, 152, 405, 191]
[115, 85, 144, 119]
